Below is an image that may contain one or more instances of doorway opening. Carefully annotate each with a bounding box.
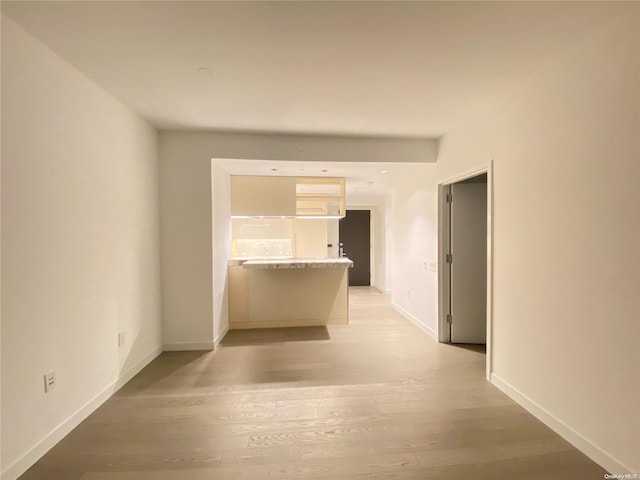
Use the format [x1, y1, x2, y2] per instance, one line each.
[438, 166, 493, 379]
[339, 209, 371, 286]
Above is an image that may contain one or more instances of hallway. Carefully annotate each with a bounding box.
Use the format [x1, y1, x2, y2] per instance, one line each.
[20, 288, 606, 479]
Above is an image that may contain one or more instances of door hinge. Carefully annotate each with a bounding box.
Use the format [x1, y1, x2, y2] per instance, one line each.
[446, 314, 453, 324]
[445, 192, 453, 203]
[446, 253, 453, 264]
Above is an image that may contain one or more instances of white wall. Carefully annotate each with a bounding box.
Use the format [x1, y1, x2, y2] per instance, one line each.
[1, 17, 162, 479]
[211, 164, 231, 345]
[389, 165, 439, 339]
[167, 131, 438, 164]
[391, 7, 639, 474]
[384, 193, 393, 293]
[159, 136, 214, 350]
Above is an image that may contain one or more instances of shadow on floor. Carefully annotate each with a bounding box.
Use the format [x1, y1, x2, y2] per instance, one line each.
[220, 326, 331, 346]
[116, 350, 213, 394]
[448, 343, 487, 354]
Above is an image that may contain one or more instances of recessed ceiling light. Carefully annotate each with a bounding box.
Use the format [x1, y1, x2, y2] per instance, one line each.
[321, 169, 329, 173]
[271, 168, 278, 172]
[381, 170, 388, 174]
[197, 67, 210, 74]
[357, 188, 363, 192]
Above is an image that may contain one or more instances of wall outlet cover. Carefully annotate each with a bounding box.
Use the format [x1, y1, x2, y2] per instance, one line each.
[44, 370, 56, 393]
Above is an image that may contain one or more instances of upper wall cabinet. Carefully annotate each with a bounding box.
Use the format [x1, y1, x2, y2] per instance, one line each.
[296, 177, 345, 217]
[231, 176, 297, 217]
[231, 175, 345, 217]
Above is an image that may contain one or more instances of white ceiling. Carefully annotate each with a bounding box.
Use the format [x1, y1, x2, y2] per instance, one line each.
[214, 159, 428, 197]
[2, 1, 608, 137]
[2, 1, 611, 198]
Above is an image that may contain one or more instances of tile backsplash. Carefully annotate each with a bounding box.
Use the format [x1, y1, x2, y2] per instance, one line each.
[231, 217, 337, 259]
[233, 238, 293, 258]
[231, 218, 293, 258]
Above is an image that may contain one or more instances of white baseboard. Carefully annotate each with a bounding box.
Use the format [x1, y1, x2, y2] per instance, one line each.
[214, 325, 229, 347]
[371, 285, 392, 295]
[1, 346, 163, 480]
[490, 373, 635, 475]
[162, 341, 215, 351]
[391, 301, 437, 340]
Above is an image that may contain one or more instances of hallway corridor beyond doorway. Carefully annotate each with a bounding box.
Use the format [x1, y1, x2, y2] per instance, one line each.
[20, 288, 606, 479]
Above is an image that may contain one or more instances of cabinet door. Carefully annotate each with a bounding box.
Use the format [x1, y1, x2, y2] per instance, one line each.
[294, 218, 328, 258]
[231, 176, 296, 216]
[296, 198, 327, 215]
[295, 178, 345, 217]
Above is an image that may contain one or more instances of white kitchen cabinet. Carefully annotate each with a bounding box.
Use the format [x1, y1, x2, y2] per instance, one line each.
[230, 175, 345, 218]
[231, 176, 296, 217]
[295, 177, 345, 217]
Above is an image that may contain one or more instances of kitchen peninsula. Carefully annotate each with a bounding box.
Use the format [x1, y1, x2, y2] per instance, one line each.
[228, 175, 353, 329]
[229, 257, 353, 329]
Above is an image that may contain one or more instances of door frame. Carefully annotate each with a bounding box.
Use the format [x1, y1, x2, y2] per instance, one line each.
[341, 207, 374, 287]
[437, 162, 494, 380]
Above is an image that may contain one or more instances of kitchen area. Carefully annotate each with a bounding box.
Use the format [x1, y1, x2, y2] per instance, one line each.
[228, 175, 354, 329]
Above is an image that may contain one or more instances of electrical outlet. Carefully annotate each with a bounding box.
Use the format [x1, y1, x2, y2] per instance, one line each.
[44, 370, 56, 393]
[118, 331, 125, 348]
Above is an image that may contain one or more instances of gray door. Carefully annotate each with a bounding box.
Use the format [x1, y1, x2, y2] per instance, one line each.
[450, 181, 487, 344]
[339, 210, 370, 286]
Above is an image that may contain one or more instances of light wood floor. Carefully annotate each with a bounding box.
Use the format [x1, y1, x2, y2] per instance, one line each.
[20, 287, 607, 479]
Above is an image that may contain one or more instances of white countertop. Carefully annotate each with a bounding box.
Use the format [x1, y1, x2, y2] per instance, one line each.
[239, 258, 353, 269]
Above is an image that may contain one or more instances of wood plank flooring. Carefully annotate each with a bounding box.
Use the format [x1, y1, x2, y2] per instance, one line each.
[19, 287, 608, 479]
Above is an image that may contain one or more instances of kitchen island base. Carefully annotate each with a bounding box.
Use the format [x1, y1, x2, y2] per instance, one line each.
[229, 259, 351, 329]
